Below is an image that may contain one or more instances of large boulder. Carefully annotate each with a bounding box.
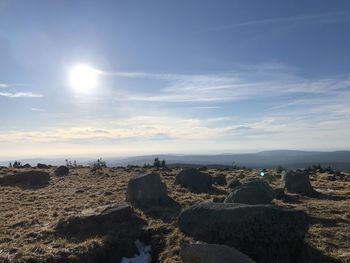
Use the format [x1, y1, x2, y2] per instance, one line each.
[55, 203, 148, 262]
[282, 170, 313, 196]
[181, 242, 255, 263]
[178, 202, 308, 263]
[174, 168, 212, 193]
[0, 170, 49, 188]
[226, 178, 241, 189]
[55, 203, 133, 235]
[224, 179, 274, 204]
[37, 163, 50, 169]
[54, 165, 69, 176]
[212, 174, 226, 186]
[126, 172, 172, 207]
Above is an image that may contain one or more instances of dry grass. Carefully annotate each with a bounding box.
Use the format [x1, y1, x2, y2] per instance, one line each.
[0, 167, 349, 262]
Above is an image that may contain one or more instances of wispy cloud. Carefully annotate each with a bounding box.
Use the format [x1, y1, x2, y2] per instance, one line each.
[30, 107, 46, 112]
[0, 83, 28, 88]
[0, 91, 43, 98]
[101, 66, 350, 104]
[205, 12, 350, 32]
[191, 106, 221, 110]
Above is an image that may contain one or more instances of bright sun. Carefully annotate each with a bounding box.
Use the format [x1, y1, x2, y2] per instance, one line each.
[69, 64, 98, 92]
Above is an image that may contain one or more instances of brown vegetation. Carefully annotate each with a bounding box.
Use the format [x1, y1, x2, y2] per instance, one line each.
[0, 167, 349, 262]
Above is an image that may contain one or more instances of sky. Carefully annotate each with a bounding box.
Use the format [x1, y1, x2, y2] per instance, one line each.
[1, 0, 350, 159]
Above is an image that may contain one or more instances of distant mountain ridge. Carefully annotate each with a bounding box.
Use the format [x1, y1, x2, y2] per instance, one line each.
[1, 150, 350, 171]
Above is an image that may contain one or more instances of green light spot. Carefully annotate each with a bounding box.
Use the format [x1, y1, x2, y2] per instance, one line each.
[260, 171, 265, 177]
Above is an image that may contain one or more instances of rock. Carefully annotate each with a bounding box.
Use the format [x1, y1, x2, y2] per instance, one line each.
[178, 202, 308, 263]
[174, 168, 212, 193]
[226, 178, 241, 189]
[181, 242, 255, 263]
[0, 170, 50, 188]
[55, 203, 133, 235]
[212, 174, 226, 185]
[224, 179, 274, 204]
[55, 203, 148, 262]
[274, 187, 285, 199]
[213, 196, 226, 203]
[54, 166, 69, 176]
[37, 163, 49, 169]
[126, 172, 172, 207]
[23, 164, 31, 168]
[282, 170, 313, 196]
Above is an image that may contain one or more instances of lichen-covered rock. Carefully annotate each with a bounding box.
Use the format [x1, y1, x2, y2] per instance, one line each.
[226, 178, 241, 189]
[224, 179, 274, 204]
[55, 203, 133, 235]
[174, 168, 212, 193]
[37, 163, 50, 169]
[0, 170, 49, 188]
[212, 174, 226, 186]
[178, 202, 308, 263]
[282, 170, 313, 196]
[126, 172, 173, 207]
[54, 165, 69, 176]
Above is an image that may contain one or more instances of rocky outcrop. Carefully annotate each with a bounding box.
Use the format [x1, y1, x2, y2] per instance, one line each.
[226, 178, 241, 189]
[37, 163, 50, 169]
[212, 174, 226, 186]
[55, 203, 133, 235]
[55, 203, 148, 262]
[224, 179, 274, 204]
[274, 187, 285, 199]
[126, 173, 173, 207]
[181, 242, 255, 263]
[178, 202, 308, 263]
[54, 165, 69, 176]
[0, 170, 50, 188]
[174, 168, 212, 193]
[282, 170, 314, 196]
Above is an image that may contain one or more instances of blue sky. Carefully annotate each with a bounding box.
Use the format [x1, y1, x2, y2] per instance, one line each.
[1, 0, 350, 159]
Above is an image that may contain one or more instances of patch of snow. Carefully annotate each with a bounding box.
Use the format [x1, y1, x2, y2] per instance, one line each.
[120, 240, 152, 263]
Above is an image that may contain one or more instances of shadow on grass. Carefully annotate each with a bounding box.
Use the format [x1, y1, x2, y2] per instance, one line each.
[308, 215, 338, 227]
[210, 186, 228, 195]
[139, 201, 182, 223]
[313, 191, 348, 201]
[281, 194, 303, 204]
[299, 243, 342, 263]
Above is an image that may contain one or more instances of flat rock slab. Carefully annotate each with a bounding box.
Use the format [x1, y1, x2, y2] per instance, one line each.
[0, 170, 50, 188]
[181, 242, 255, 263]
[55, 203, 133, 236]
[178, 202, 308, 263]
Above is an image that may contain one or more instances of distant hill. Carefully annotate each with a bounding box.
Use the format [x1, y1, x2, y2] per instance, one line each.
[109, 150, 350, 171]
[1, 150, 350, 171]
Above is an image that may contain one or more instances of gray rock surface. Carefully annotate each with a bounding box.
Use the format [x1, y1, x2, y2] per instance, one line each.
[282, 170, 313, 196]
[178, 202, 308, 263]
[55, 203, 133, 235]
[212, 174, 226, 186]
[224, 179, 274, 204]
[226, 178, 241, 189]
[0, 170, 50, 188]
[54, 165, 69, 176]
[174, 168, 212, 193]
[126, 172, 172, 207]
[181, 242, 255, 263]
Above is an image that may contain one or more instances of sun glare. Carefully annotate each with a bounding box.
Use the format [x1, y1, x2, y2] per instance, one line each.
[69, 64, 98, 93]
